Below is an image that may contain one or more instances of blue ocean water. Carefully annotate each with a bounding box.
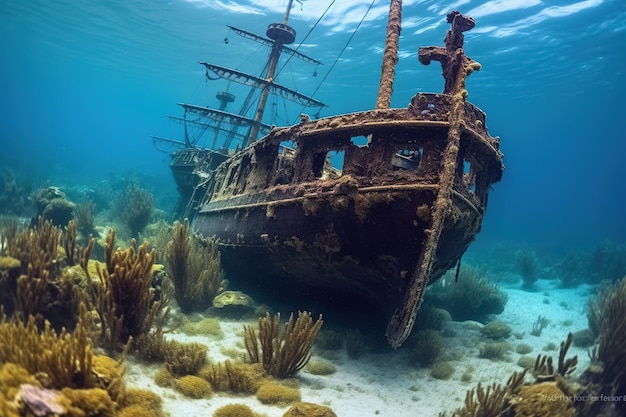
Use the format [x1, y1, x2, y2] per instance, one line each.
[1, 0, 625, 253]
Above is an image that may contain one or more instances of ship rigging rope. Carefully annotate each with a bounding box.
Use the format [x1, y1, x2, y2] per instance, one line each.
[276, 0, 335, 78]
[306, 0, 377, 110]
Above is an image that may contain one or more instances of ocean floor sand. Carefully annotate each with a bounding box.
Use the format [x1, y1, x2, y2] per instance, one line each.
[122, 276, 594, 417]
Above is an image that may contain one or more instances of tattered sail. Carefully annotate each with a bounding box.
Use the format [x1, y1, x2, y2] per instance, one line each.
[200, 63, 326, 109]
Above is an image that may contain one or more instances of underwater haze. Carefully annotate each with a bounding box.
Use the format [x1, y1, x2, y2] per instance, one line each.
[1, 0, 625, 252]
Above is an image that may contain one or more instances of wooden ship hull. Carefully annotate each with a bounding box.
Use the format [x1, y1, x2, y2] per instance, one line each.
[159, 2, 505, 346]
[194, 92, 504, 346]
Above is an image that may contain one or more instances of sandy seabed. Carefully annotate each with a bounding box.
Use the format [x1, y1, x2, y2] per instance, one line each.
[122, 278, 594, 417]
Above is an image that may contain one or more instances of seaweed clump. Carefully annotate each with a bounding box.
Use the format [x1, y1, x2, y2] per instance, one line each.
[579, 275, 626, 416]
[426, 266, 508, 321]
[244, 311, 323, 379]
[166, 219, 224, 313]
[514, 248, 541, 289]
[116, 181, 154, 238]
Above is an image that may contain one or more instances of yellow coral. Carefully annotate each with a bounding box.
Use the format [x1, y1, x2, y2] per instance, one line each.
[118, 404, 162, 417]
[213, 403, 257, 417]
[164, 339, 208, 377]
[198, 361, 265, 394]
[0, 363, 39, 401]
[512, 382, 575, 417]
[244, 311, 323, 379]
[175, 375, 213, 399]
[282, 402, 338, 417]
[256, 381, 301, 405]
[305, 361, 336, 376]
[92, 355, 126, 402]
[153, 367, 175, 387]
[0, 305, 93, 390]
[60, 387, 116, 417]
[120, 387, 163, 412]
[0, 256, 20, 270]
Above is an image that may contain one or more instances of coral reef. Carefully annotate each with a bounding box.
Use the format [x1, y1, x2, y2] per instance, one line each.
[166, 219, 223, 313]
[0, 304, 93, 389]
[244, 311, 323, 379]
[33, 186, 76, 227]
[426, 266, 508, 321]
[1, 218, 87, 331]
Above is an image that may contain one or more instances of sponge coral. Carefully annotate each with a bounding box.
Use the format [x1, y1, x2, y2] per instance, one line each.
[175, 375, 213, 399]
[213, 403, 256, 417]
[256, 381, 301, 405]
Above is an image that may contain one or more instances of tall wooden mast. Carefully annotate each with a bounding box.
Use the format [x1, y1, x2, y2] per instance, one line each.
[375, 0, 402, 109]
[247, 0, 296, 145]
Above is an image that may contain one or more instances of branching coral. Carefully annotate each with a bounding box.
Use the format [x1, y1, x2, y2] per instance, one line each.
[441, 370, 527, 417]
[166, 219, 223, 313]
[4, 218, 81, 331]
[116, 182, 153, 238]
[0, 303, 94, 389]
[5, 217, 61, 278]
[532, 333, 577, 382]
[90, 230, 166, 352]
[74, 199, 97, 238]
[163, 340, 208, 377]
[244, 311, 323, 379]
[595, 275, 626, 397]
[591, 240, 626, 283]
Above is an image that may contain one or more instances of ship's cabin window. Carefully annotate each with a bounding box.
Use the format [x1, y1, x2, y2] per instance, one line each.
[274, 141, 297, 185]
[463, 159, 476, 192]
[313, 150, 344, 179]
[393, 147, 423, 171]
[350, 135, 371, 148]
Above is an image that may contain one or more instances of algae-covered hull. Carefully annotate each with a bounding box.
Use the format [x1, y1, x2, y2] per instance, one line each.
[193, 101, 504, 346]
